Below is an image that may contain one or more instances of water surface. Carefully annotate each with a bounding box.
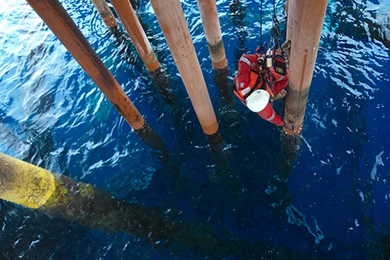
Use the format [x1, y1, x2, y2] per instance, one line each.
[1, 0, 390, 259]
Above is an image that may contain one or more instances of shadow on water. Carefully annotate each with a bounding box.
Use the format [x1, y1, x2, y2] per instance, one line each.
[106, 1, 178, 109]
[10, 41, 57, 166]
[280, 132, 301, 182]
[0, 160, 325, 259]
[2, 0, 390, 258]
[207, 133, 247, 200]
[213, 67, 239, 127]
[229, 0, 248, 66]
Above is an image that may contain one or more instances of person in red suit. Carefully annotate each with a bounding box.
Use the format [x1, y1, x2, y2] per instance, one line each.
[233, 50, 289, 127]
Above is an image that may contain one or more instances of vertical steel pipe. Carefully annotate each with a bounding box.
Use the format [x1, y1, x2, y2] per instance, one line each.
[197, 0, 235, 131]
[150, 0, 219, 136]
[109, 0, 160, 72]
[197, 0, 227, 70]
[91, 0, 117, 29]
[283, 0, 328, 135]
[26, 0, 145, 130]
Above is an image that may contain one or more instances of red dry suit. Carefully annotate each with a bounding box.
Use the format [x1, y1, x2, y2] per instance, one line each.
[233, 53, 289, 126]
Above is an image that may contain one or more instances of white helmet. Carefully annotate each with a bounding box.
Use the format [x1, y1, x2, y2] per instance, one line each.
[245, 89, 270, 112]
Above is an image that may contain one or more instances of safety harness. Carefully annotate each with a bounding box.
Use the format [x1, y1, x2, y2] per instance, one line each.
[233, 68, 273, 105]
[258, 0, 288, 76]
[234, 0, 288, 108]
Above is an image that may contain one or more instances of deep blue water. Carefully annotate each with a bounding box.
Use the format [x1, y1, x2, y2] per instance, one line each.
[1, 0, 390, 259]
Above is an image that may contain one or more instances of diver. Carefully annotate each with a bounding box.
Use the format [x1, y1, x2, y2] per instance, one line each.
[233, 48, 291, 128]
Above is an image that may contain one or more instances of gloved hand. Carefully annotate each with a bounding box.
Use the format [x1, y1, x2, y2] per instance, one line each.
[283, 122, 297, 132]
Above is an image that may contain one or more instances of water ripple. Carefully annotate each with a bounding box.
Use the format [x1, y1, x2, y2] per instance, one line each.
[1, 0, 390, 259]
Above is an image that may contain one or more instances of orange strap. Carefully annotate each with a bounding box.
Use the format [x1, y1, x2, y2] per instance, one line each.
[248, 71, 260, 88]
[234, 71, 274, 103]
[249, 71, 274, 98]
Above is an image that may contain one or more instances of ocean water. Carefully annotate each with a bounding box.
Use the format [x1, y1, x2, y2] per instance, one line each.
[1, 0, 390, 259]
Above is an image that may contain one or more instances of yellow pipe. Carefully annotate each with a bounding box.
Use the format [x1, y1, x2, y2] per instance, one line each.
[150, 0, 219, 136]
[197, 0, 227, 70]
[0, 153, 299, 257]
[0, 153, 55, 208]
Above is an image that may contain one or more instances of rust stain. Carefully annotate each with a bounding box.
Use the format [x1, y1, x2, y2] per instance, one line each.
[299, 51, 308, 93]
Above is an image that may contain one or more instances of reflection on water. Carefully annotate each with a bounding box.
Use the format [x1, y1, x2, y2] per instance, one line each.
[229, 0, 248, 65]
[1, 0, 390, 259]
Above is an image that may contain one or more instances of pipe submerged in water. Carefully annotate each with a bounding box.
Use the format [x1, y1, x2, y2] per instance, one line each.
[0, 152, 312, 258]
[197, 0, 228, 70]
[150, 0, 220, 139]
[283, 0, 328, 135]
[26, 0, 169, 152]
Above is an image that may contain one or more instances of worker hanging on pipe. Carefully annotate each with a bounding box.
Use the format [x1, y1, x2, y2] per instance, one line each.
[233, 0, 294, 129]
[233, 47, 292, 128]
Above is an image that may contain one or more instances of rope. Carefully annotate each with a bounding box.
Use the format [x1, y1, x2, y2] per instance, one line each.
[257, 0, 267, 54]
[259, 0, 282, 53]
[273, 0, 276, 17]
[271, 0, 281, 50]
[260, 0, 263, 45]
